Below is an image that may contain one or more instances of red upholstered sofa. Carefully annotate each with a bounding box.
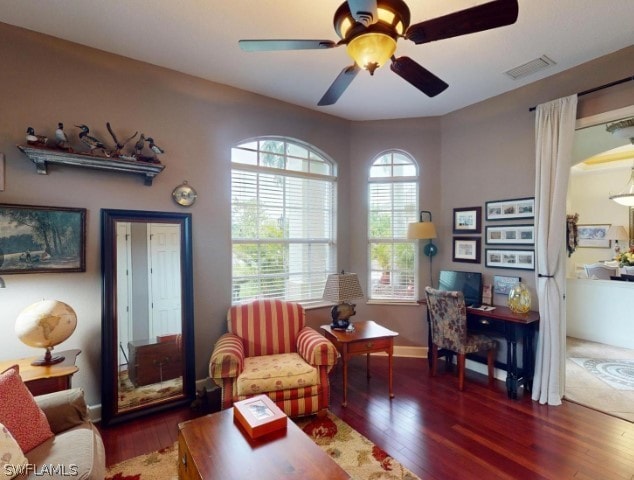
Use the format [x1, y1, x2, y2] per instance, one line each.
[209, 299, 339, 417]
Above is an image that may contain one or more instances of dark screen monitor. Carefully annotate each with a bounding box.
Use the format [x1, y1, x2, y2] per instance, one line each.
[438, 270, 483, 307]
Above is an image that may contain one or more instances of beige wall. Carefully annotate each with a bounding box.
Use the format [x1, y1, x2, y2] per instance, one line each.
[0, 21, 632, 406]
[0, 23, 351, 405]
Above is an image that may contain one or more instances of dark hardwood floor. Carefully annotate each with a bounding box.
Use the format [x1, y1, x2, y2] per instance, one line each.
[99, 356, 634, 479]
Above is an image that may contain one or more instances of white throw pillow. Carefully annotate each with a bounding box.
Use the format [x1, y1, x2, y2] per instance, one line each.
[0, 422, 28, 479]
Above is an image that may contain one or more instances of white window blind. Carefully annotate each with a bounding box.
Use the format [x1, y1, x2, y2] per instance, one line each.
[231, 138, 336, 303]
[368, 151, 419, 301]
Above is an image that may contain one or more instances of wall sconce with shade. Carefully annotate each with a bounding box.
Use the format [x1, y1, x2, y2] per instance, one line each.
[605, 225, 629, 256]
[322, 271, 364, 331]
[14, 300, 77, 366]
[407, 210, 438, 285]
[606, 118, 634, 207]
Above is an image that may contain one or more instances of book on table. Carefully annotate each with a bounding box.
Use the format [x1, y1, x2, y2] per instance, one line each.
[233, 394, 287, 439]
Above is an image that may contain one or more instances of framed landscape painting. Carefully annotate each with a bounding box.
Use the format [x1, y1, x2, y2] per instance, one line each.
[577, 224, 610, 248]
[0, 203, 86, 274]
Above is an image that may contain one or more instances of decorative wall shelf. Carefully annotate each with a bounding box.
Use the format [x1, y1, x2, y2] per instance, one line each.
[18, 145, 165, 186]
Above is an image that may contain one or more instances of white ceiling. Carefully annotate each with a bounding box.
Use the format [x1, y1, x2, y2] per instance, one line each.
[1, 0, 633, 121]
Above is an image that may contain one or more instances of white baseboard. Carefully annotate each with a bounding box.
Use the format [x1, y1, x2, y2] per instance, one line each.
[87, 351, 506, 419]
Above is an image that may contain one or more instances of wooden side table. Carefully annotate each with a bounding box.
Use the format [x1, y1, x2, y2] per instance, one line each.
[0, 349, 81, 396]
[321, 321, 398, 407]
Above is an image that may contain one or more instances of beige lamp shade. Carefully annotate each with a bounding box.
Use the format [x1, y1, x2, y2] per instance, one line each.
[323, 272, 364, 302]
[407, 221, 437, 240]
[605, 225, 629, 240]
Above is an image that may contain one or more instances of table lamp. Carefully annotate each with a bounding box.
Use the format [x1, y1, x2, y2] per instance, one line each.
[605, 225, 629, 256]
[15, 299, 77, 366]
[323, 271, 364, 330]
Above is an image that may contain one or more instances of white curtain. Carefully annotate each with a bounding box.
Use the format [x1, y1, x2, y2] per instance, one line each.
[532, 94, 578, 405]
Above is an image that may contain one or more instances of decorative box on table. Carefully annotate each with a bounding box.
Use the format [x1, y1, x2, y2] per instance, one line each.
[233, 394, 287, 439]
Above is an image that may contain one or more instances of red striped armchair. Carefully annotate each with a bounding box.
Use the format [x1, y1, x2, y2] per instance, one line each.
[209, 299, 339, 417]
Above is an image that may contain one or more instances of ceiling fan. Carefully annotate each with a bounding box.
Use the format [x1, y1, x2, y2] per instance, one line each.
[239, 0, 519, 106]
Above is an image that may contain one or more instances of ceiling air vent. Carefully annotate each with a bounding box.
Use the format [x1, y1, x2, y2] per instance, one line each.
[505, 55, 556, 80]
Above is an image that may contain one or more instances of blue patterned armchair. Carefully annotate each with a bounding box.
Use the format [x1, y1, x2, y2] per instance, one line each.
[424, 286, 496, 390]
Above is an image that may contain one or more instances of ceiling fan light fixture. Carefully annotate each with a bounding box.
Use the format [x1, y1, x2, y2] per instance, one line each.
[609, 166, 634, 206]
[347, 33, 397, 73]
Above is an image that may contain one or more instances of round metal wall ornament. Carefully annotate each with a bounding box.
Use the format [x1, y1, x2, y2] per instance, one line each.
[172, 181, 197, 206]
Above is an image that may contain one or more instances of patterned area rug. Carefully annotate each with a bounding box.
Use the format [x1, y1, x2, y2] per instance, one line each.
[570, 358, 634, 390]
[118, 370, 183, 410]
[105, 411, 420, 480]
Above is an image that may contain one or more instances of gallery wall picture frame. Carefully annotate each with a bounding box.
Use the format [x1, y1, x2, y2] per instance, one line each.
[493, 275, 521, 294]
[0, 203, 86, 274]
[577, 223, 611, 248]
[453, 236, 481, 263]
[485, 249, 535, 270]
[453, 206, 482, 234]
[485, 197, 535, 221]
[485, 224, 535, 245]
[0, 153, 4, 191]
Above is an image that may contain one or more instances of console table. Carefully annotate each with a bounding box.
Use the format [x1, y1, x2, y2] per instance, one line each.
[0, 349, 81, 396]
[421, 301, 539, 399]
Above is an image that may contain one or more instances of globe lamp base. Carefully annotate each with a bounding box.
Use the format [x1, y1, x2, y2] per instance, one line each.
[31, 347, 65, 366]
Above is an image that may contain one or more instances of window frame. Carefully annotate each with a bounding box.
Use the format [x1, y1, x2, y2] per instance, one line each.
[231, 136, 337, 304]
[367, 150, 420, 303]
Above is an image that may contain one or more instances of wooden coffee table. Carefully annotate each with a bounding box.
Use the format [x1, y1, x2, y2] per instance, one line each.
[178, 408, 350, 479]
[321, 320, 398, 407]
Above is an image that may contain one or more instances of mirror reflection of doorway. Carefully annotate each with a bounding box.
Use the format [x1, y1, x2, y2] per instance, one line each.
[115, 221, 184, 412]
[148, 223, 182, 339]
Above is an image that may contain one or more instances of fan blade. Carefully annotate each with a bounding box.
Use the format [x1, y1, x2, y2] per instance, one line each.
[318, 65, 361, 106]
[239, 39, 338, 52]
[347, 0, 378, 25]
[406, 0, 519, 45]
[390, 56, 448, 98]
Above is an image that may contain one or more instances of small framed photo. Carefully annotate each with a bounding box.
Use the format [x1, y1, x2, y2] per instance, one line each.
[453, 236, 481, 263]
[485, 197, 535, 221]
[453, 206, 482, 234]
[577, 224, 611, 248]
[493, 275, 521, 294]
[485, 249, 534, 270]
[482, 284, 492, 305]
[485, 224, 534, 245]
[0, 203, 86, 274]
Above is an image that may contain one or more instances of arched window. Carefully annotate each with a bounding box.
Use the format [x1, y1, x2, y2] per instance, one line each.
[231, 137, 337, 303]
[368, 150, 419, 301]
